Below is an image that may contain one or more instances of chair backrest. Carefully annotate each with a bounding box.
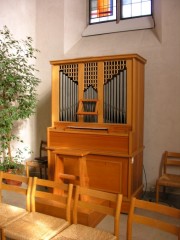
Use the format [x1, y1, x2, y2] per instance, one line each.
[31, 177, 73, 223]
[127, 197, 180, 240]
[0, 171, 33, 211]
[39, 140, 47, 158]
[163, 151, 180, 174]
[73, 186, 123, 239]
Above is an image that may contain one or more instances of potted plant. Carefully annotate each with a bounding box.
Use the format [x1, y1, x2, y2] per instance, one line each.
[0, 25, 40, 176]
[0, 158, 25, 185]
[0, 148, 30, 174]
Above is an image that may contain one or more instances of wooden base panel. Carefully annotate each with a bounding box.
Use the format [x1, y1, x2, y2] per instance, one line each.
[36, 184, 144, 225]
[35, 198, 107, 227]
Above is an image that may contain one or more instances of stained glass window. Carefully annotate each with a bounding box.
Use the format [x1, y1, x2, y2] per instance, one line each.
[90, 0, 116, 24]
[89, 0, 152, 24]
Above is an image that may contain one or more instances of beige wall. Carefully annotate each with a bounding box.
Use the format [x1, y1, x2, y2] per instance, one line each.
[35, 0, 64, 148]
[1, 0, 180, 190]
[0, 0, 37, 158]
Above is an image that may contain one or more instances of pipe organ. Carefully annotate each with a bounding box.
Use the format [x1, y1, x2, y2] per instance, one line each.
[47, 54, 146, 216]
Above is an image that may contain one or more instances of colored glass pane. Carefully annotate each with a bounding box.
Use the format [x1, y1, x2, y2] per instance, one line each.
[90, 0, 116, 23]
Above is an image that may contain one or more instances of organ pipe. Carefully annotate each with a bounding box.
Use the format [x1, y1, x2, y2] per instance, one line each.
[59, 65, 127, 124]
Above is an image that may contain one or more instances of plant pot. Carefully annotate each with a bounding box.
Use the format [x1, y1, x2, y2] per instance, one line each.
[4, 179, 22, 186]
[3, 169, 22, 186]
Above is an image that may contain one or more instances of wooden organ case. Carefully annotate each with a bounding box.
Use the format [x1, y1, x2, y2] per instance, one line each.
[47, 54, 146, 215]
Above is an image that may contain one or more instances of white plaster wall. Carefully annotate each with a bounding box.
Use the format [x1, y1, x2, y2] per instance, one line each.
[0, 0, 37, 159]
[143, 0, 180, 189]
[0, 0, 65, 157]
[64, 0, 86, 53]
[0, 0, 36, 39]
[35, 0, 64, 149]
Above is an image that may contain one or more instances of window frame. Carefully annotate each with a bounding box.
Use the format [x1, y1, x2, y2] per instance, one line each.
[89, 0, 153, 25]
[83, 0, 154, 36]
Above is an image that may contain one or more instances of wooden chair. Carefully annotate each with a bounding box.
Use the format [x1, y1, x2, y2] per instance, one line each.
[51, 186, 123, 240]
[156, 151, 180, 203]
[0, 171, 33, 238]
[127, 197, 180, 240]
[2, 177, 73, 240]
[26, 140, 48, 179]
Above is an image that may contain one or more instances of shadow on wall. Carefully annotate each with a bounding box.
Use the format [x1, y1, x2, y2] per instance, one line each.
[36, 91, 51, 152]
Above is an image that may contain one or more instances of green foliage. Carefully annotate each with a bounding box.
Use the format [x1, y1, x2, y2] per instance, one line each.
[0, 157, 25, 175]
[0, 25, 40, 168]
[0, 147, 31, 175]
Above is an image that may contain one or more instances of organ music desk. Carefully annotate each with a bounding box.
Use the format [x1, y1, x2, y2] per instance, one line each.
[36, 54, 146, 226]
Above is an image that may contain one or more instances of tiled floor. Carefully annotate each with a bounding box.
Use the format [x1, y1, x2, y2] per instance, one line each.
[2, 190, 180, 240]
[97, 210, 179, 240]
[97, 191, 180, 240]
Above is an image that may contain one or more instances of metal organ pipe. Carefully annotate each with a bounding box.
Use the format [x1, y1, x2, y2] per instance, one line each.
[59, 71, 78, 122]
[103, 69, 127, 124]
[59, 67, 126, 124]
